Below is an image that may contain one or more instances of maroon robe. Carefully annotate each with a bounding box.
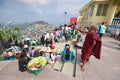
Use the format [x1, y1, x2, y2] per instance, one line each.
[81, 31, 102, 61]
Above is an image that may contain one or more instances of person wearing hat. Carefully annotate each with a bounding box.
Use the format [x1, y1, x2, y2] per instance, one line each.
[23, 45, 29, 51]
[44, 48, 58, 65]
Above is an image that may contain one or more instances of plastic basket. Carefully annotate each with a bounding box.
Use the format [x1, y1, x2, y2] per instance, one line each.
[27, 56, 47, 75]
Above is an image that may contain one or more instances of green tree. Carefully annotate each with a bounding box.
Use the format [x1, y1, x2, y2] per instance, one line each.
[0, 30, 6, 42]
[0, 23, 8, 42]
[0, 23, 22, 43]
[12, 27, 22, 42]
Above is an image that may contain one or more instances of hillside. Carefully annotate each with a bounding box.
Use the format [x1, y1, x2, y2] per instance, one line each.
[15, 20, 58, 40]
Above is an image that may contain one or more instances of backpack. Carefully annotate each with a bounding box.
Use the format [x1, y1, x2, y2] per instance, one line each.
[18, 56, 31, 72]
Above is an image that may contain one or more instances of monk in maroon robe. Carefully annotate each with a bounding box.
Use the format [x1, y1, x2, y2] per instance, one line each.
[81, 25, 102, 71]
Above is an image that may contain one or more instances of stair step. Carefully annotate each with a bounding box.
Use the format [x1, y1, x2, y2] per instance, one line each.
[61, 60, 74, 76]
[52, 58, 63, 71]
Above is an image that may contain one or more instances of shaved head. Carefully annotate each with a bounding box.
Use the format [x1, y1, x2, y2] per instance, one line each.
[89, 25, 98, 32]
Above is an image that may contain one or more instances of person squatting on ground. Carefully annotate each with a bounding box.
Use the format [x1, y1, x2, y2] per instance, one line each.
[61, 44, 74, 62]
[44, 49, 58, 65]
[80, 25, 102, 71]
[34, 47, 41, 57]
[18, 49, 31, 72]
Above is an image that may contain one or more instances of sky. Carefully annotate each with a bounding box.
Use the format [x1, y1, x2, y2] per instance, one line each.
[0, 0, 90, 25]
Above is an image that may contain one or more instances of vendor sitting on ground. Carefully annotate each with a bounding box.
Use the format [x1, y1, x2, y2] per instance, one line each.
[3, 43, 21, 59]
[18, 49, 31, 72]
[34, 47, 41, 57]
[44, 49, 58, 65]
[2, 51, 14, 60]
[61, 44, 74, 62]
[10, 43, 21, 59]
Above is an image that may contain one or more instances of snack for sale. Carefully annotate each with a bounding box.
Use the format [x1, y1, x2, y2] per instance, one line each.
[28, 62, 42, 69]
[27, 56, 47, 71]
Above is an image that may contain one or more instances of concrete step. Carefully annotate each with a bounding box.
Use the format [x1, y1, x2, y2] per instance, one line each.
[52, 58, 63, 71]
[0, 60, 76, 80]
[61, 44, 76, 77]
[61, 60, 75, 76]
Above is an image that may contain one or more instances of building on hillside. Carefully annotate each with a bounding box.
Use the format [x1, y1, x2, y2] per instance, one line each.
[78, 0, 120, 27]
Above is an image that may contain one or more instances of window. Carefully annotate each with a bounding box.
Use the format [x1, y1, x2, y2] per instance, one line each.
[96, 4, 108, 16]
[89, 5, 94, 16]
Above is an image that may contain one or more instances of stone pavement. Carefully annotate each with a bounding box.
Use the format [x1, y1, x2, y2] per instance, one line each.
[0, 37, 120, 80]
[76, 37, 120, 80]
[0, 60, 75, 80]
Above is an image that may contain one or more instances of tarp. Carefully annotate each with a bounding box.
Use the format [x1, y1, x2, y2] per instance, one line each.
[70, 17, 77, 25]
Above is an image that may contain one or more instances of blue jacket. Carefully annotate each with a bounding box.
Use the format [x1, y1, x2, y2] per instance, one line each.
[62, 50, 74, 61]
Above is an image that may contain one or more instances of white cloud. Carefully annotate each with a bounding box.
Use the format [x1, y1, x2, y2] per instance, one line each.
[17, 0, 52, 14]
[0, 0, 90, 24]
[18, 0, 51, 6]
[55, 0, 90, 14]
[17, 0, 90, 15]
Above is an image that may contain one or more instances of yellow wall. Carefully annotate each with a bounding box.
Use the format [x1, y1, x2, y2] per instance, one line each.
[106, 0, 117, 24]
[79, 0, 118, 27]
[87, 2, 109, 24]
